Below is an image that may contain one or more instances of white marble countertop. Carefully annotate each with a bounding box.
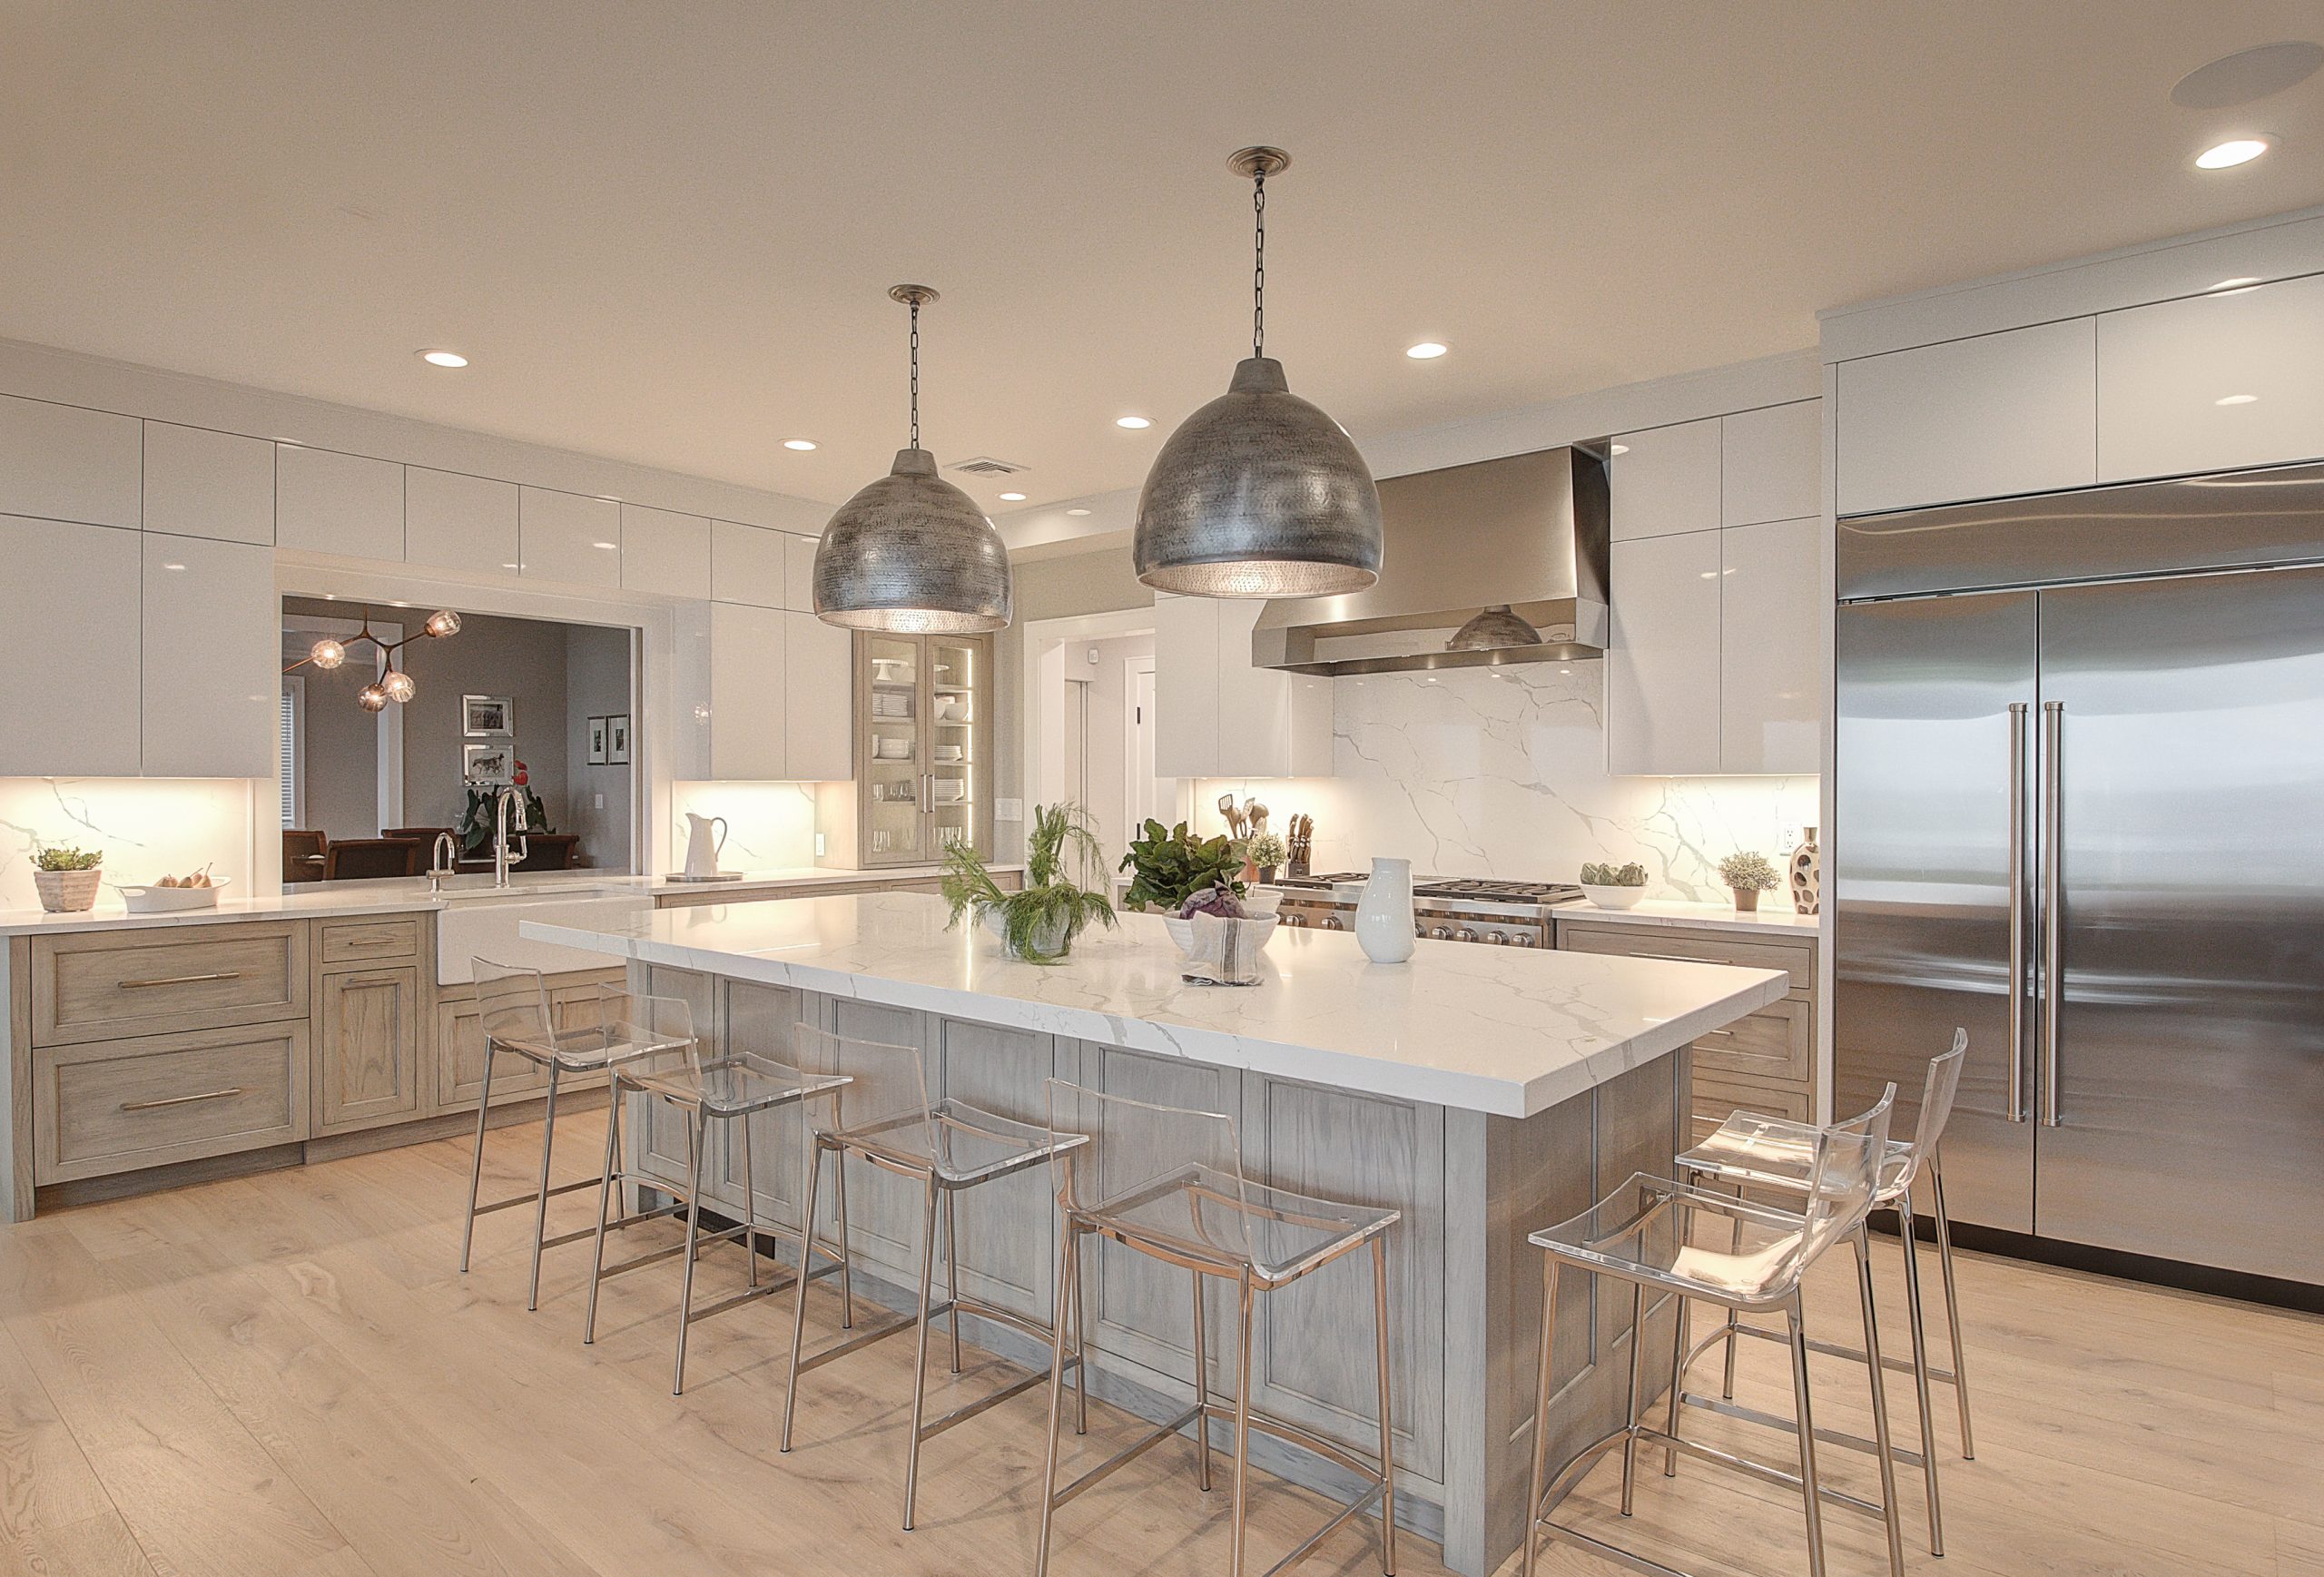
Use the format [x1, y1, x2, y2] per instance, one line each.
[0, 863, 1012, 937]
[1552, 898, 1823, 937]
[521, 892, 1787, 1118]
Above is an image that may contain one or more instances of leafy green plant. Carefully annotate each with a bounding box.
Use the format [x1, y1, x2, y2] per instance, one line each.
[31, 844, 102, 872]
[1718, 851, 1779, 892]
[1118, 819, 1246, 912]
[942, 803, 1116, 963]
[457, 783, 550, 856]
[1246, 832, 1287, 872]
[1580, 861, 1649, 888]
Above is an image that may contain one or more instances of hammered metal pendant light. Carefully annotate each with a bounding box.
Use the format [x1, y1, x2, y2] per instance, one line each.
[812, 285, 1012, 633]
[1133, 147, 1383, 599]
[1447, 605, 1542, 652]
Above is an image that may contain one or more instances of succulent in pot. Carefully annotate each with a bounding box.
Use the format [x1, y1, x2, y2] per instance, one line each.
[1118, 819, 1246, 913]
[1578, 860, 1650, 911]
[30, 843, 103, 913]
[1717, 851, 1780, 912]
[941, 803, 1116, 963]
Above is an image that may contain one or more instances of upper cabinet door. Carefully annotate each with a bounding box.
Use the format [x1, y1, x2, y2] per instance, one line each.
[1718, 515, 1823, 774]
[1719, 400, 1820, 527]
[0, 395, 142, 528]
[404, 468, 518, 574]
[1610, 418, 1721, 540]
[143, 534, 277, 778]
[710, 519, 787, 607]
[142, 422, 274, 545]
[619, 505, 712, 599]
[276, 445, 405, 559]
[783, 532, 822, 614]
[1606, 529, 1721, 775]
[707, 600, 788, 779]
[783, 612, 852, 782]
[2097, 272, 2324, 484]
[1153, 594, 1220, 780]
[0, 517, 142, 775]
[517, 488, 621, 586]
[1836, 318, 2097, 517]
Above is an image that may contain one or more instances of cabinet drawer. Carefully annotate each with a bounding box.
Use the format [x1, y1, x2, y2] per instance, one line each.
[320, 916, 421, 965]
[34, 923, 308, 1047]
[1556, 922, 1815, 996]
[1691, 997, 1810, 1083]
[1688, 1070, 1812, 1149]
[34, 1022, 308, 1184]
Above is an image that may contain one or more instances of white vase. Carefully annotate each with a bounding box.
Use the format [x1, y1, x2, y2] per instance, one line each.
[1354, 857, 1416, 964]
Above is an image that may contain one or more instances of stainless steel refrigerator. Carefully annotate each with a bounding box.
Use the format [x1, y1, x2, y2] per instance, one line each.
[1834, 461, 2324, 1286]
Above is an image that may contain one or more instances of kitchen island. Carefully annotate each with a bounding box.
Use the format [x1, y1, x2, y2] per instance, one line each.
[525, 892, 1787, 1576]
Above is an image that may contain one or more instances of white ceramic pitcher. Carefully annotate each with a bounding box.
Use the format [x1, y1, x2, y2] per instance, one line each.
[683, 813, 728, 879]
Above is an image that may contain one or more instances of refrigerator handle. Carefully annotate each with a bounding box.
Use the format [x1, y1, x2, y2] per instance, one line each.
[2040, 700, 2065, 1127]
[2007, 702, 2029, 1122]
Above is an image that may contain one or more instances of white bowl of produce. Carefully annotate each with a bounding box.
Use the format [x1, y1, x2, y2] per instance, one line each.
[1579, 883, 1647, 911]
[115, 877, 232, 913]
[1163, 912, 1280, 955]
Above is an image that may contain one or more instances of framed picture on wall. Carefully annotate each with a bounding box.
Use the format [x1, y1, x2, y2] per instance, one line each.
[586, 715, 608, 765]
[607, 714, 631, 765]
[463, 743, 515, 785]
[464, 695, 513, 737]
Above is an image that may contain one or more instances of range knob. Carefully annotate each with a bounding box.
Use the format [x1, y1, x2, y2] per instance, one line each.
[1454, 928, 1478, 943]
[1321, 916, 1344, 931]
[1485, 931, 1508, 945]
[1429, 925, 1453, 940]
[1282, 913, 1304, 927]
[1511, 931, 1537, 947]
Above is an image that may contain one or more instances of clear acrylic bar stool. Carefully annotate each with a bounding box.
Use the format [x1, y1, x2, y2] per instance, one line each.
[1522, 1085, 1905, 1577]
[457, 957, 694, 1310]
[777, 1024, 1091, 1531]
[1675, 1030, 1972, 1555]
[1035, 1079, 1399, 1577]
[579, 1020, 851, 1395]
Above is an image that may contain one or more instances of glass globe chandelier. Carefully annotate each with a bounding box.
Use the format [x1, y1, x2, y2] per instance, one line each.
[283, 606, 459, 712]
[812, 285, 1012, 633]
[1132, 147, 1383, 599]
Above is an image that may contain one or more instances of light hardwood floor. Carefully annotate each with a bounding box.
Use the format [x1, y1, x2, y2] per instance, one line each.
[0, 1109, 2316, 1576]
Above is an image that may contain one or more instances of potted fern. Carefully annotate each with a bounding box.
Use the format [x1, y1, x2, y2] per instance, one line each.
[31, 843, 104, 913]
[942, 803, 1116, 963]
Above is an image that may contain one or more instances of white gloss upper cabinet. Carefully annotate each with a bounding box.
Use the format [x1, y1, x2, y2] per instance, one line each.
[1610, 418, 1720, 541]
[1606, 529, 1721, 775]
[0, 396, 143, 529]
[783, 611, 852, 781]
[404, 468, 518, 574]
[1720, 401, 1820, 527]
[276, 445, 405, 559]
[142, 422, 274, 545]
[518, 488, 622, 586]
[1718, 515, 1822, 774]
[1154, 595, 1222, 779]
[2097, 272, 2324, 483]
[142, 533, 277, 778]
[706, 600, 788, 780]
[619, 505, 712, 599]
[710, 519, 787, 607]
[784, 532, 821, 614]
[0, 517, 143, 776]
[1836, 318, 2097, 517]
[1154, 596, 1329, 780]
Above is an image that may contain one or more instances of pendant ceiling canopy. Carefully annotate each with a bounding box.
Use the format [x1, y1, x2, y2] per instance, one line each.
[813, 285, 1012, 634]
[1133, 147, 1383, 600]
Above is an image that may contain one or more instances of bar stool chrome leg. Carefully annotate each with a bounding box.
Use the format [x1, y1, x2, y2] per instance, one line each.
[1370, 1235, 1398, 1574]
[458, 1040, 499, 1273]
[1190, 1268, 1214, 1493]
[902, 1174, 942, 1530]
[1894, 1182, 1945, 1553]
[1930, 1152, 1975, 1459]
[1784, 1296, 1827, 1577]
[526, 1065, 562, 1311]
[1853, 1228, 1906, 1577]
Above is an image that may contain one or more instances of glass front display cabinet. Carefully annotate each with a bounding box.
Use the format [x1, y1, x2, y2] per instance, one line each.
[853, 631, 992, 868]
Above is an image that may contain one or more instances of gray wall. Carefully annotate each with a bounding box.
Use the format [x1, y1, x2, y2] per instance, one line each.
[398, 612, 572, 836]
[563, 622, 634, 871]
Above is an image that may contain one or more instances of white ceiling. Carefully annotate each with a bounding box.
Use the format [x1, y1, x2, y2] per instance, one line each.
[6, 2, 2321, 514]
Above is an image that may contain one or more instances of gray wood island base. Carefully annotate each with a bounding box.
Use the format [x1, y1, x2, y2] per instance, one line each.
[529, 893, 1787, 1576]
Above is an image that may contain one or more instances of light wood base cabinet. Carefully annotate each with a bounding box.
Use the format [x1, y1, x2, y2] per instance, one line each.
[33, 1020, 308, 1186]
[314, 966, 422, 1134]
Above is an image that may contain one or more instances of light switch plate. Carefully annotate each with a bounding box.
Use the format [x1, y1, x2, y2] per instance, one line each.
[995, 797, 1024, 822]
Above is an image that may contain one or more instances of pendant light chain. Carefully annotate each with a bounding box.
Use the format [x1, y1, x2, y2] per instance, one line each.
[1251, 167, 1266, 360]
[908, 296, 921, 449]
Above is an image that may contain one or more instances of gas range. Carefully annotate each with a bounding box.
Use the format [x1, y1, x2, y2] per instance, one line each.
[1273, 872, 1586, 948]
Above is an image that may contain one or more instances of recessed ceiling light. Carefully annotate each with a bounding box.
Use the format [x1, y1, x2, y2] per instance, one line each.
[2216, 393, 2260, 406]
[2195, 137, 2270, 169]
[1116, 416, 1152, 429]
[1405, 341, 1448, 360]
[999, 491, 1027, 502]
[783, 439, 818, 451]
[501, 561, 518, 569]
[161, 560, 185, 571]
[591, 540, 618, 550]
[2211, 276, 2265, 293]
[1066, 508, 1092, 517]
[1609, 443, 1630, 456]
[419, 350, 468, 368]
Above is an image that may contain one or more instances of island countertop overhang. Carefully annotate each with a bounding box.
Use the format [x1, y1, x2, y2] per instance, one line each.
[520, 892, 1788, 1119]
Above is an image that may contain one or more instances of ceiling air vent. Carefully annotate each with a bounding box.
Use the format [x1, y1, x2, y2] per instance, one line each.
[948, 456, 1028, 478]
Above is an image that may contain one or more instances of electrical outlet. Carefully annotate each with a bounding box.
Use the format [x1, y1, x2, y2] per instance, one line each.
[593, 793, 605, 810]
[814, 832, 826, 857]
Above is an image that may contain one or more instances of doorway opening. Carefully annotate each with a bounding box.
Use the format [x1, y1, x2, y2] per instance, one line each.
[1019, 608, 1165, 881]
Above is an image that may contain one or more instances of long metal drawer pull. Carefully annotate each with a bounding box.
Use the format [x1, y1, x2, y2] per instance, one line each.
[1631, 951, 1729, 966]
[2040, 700, 2064, 1128]
[121, 1087, 243, 1112]
[1697, 1028, 1737, 1039]
[2006, 702, 2029, 1123]
[119, 971, 243, 990]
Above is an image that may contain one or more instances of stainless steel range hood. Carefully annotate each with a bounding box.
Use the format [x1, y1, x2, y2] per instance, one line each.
[1252, 445, 1610, 675]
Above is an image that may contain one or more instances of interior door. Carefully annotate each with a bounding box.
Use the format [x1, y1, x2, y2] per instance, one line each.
[1835, 592, 2036, 1231]
[2034, 567, 2324, 1280]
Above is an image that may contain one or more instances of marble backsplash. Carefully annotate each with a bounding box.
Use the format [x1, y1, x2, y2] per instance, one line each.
[1196, 664, 1818, 903]
[0, 778, 259, 912]
[668, 780, 818, 872]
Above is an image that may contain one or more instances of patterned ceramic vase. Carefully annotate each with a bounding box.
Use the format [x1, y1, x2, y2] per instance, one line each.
[1789, 827, 1821, 915]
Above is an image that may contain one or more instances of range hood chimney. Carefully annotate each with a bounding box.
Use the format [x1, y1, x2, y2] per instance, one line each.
[1253, 445, 1610, 675]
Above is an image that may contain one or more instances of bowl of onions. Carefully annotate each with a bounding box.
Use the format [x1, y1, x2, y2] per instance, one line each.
[1162, 884, 1280, 955]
